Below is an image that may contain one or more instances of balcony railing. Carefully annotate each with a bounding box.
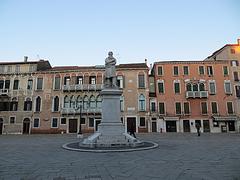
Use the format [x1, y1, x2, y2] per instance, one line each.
[0, 89, 9, 95]
[186, 91, 208, 98]
[61, 107, 102, 114]
[63, 84, 104, 92]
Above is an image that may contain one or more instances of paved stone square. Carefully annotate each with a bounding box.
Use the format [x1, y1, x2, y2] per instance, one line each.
[0, 133, 240, 180]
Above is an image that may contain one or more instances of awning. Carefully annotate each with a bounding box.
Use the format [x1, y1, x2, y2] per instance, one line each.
[163, 117, 180, 121]
[212, 116, 238, 122]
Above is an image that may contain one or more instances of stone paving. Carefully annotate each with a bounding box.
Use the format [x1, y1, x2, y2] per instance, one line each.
[0, 133, 240, 180]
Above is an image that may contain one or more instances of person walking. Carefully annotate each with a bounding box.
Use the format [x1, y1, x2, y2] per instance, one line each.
[196, 123, 201, 136]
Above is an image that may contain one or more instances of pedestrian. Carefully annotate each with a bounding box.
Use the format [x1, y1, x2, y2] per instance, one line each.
[196, 123, 201, 136]
[129, 122, 136, 138]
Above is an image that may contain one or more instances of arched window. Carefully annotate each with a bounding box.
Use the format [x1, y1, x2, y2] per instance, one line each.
[70, 95, 75, 108]
[186, 83, 192, 91]
[10, 97, 18, 111]
[24, 97, 32, 111]
[64, 96, 69, 108]
[199, 83, 205, 91]
[96, 95, 102, 109]
[139, 94, 146, 111]
[76, 96, 82, 109]
[35, 96, 41, 112]
[53, 96, 59, 112]
[89, 96, 96, 109]
[193, 84, 198, 91]
[83, 96, 89, 110]
[120, 96, 124, 111]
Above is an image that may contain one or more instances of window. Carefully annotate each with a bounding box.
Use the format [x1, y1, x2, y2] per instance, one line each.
[231, 60, 239, 67]
[199, 83, 205, 91]
[175, 102, 181, 115]
[209, 81, 216, 94]
[27, 79, 33, 90]
[183, 66, 189, 75]
[64, 96, 69, 108]
[7, 66, 12, 73]
[70, 96, 75, 108]
[120, 96, 124, 112]
[158, 81, 164, 93]
[15, 65, 20, 73]
[224, 81, 232, 94]
[174, 82, 180, 94]
[24, 98, 32, 111]
[0, 66, 5, 73]
[150, 101, 156, 112]
[138, 74, 145, 88]
[227, 102, 234, 114]
[10, 116, 15, 124]
[139, 117, 146, 127]
[233, 72, 239, 81]
[159, 102, 165, 115]
[51, 118, 58, 128]
[35, 96, 41, 112]
[83, 96, 89, 110]
[158, 66, 163, 76]
[36, 78, 43, 90]
[138, 94, 146, 111]
[89, 118, 94, 127]
[5, 80, 10, 89]
[29, 65, 36, 72]
[183, 102, 190, 115]
[173, 66, 179, 76]
[199, 66, 205, 75]
[89, 96, 96, 109]
[80, 118, 86, 124]
[96, 96, 102, 109]
[235, 86, 240, 98]
[54, 76, 61, 90]
[186, 83, 192, 91]
[53, 96, 59, 112]
[60, 118, 66, 125]
[10, 97, 18, 111]
[117, 76, 124, 88]
[193, 84, 198, 91]
[0, 80, 4, 89]
[231, 49, 235, 54]
[201, 102, 207, 114]
[223, 66, 229, 76]
[60, 118, 67, 125]
[13, 80, 19, 90]
[207, 66, 213, 76]
[211, 102, 218, 114]
[90, 76, 96, 85]
[64, 76, 70, 85]
[33, 118, 40, 128]
[75, 76, 82, 85]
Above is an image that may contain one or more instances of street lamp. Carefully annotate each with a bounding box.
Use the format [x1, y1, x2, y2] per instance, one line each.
[77, 104, 83, 138]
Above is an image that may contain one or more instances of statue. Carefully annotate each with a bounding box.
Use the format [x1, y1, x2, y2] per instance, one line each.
[105, 51, 117, 88]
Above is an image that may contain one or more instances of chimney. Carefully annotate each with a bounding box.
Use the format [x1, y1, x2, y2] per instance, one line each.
[24, 56, 28, 62]
[145, 59, 147, 64]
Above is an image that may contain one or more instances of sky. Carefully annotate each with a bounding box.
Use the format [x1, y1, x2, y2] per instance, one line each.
[0, 0, 239, 66]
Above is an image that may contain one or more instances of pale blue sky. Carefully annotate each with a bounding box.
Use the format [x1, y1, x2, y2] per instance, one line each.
[0, 0, 239, 66]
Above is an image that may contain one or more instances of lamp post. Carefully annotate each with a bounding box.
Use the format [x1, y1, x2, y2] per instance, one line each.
[77, 104, 83, 138]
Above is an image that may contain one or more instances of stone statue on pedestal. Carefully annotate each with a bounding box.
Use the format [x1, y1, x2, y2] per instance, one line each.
[105, 51, 117, 88]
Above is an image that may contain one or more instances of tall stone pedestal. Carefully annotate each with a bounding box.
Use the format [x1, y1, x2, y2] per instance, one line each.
[80, 88, 142, 148]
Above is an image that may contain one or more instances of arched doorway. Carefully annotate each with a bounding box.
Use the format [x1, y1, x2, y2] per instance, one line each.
[0, 118, 3, 135]
[23, 118, 30, 134]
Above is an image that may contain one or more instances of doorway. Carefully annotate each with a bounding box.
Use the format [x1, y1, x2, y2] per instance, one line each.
[0, 118, 3, 135]
[127, 117, 136, 133]
[203, 120, 210, 132]
[228, 121, 235, 131]
[183, 120, 190, 132]
[94, 119, 101, 131]
[23, 118, 30, 134]
[69, 119, 78, 133]
[166, 121, 177, 132]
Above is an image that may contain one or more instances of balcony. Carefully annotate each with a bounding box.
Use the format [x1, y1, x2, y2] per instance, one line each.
[0, 89, 9, 96]
[61, 108, 102, 115]
[62, 84, 104, 92]
[186, 91, 208, 99]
